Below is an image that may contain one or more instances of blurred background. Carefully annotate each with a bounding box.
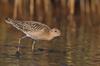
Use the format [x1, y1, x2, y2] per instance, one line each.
[0, 0, 100, 66]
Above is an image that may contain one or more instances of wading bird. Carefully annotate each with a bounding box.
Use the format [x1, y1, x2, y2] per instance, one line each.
[5, 18, 61, 54]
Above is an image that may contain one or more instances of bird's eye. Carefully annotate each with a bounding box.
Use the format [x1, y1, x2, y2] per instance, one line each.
[55, 31, 57, 32]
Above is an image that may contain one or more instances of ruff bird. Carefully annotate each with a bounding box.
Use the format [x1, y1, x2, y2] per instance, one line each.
[5, 18, 61, 53]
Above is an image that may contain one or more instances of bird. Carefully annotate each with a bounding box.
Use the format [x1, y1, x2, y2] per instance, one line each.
[5, 18, 61, 54]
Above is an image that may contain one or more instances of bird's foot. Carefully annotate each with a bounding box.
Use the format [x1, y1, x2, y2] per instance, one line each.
[15, 51, 22, 58]
[37, 48, 45, 51]
[38, 48, 49, 55]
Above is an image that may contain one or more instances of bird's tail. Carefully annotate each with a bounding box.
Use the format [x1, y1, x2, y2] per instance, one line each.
[4, 18, 13, 24]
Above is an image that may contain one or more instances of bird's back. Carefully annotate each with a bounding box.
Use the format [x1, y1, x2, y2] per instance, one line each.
[5, 18, 51, 34]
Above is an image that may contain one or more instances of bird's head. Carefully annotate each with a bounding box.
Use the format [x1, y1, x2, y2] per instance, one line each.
[50, 28, 61, 38]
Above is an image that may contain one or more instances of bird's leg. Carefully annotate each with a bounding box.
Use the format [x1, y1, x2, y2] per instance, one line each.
[32, 40, 36, 52]
[16, 36, 27, 58]
[17, 36, 27, 52]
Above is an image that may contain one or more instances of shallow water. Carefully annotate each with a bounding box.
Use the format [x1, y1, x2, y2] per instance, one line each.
[0, 15, 100, 66]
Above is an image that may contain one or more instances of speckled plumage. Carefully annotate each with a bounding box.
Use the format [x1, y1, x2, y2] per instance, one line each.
[5, 19, 49, 32]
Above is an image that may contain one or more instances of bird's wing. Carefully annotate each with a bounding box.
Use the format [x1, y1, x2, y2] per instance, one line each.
[10, 20, 51, 33]
[24, 21, 51, 32]
[10, 20, 29, 31]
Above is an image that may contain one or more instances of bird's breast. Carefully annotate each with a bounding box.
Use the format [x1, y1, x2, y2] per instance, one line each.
[26, 31, 51, 40]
